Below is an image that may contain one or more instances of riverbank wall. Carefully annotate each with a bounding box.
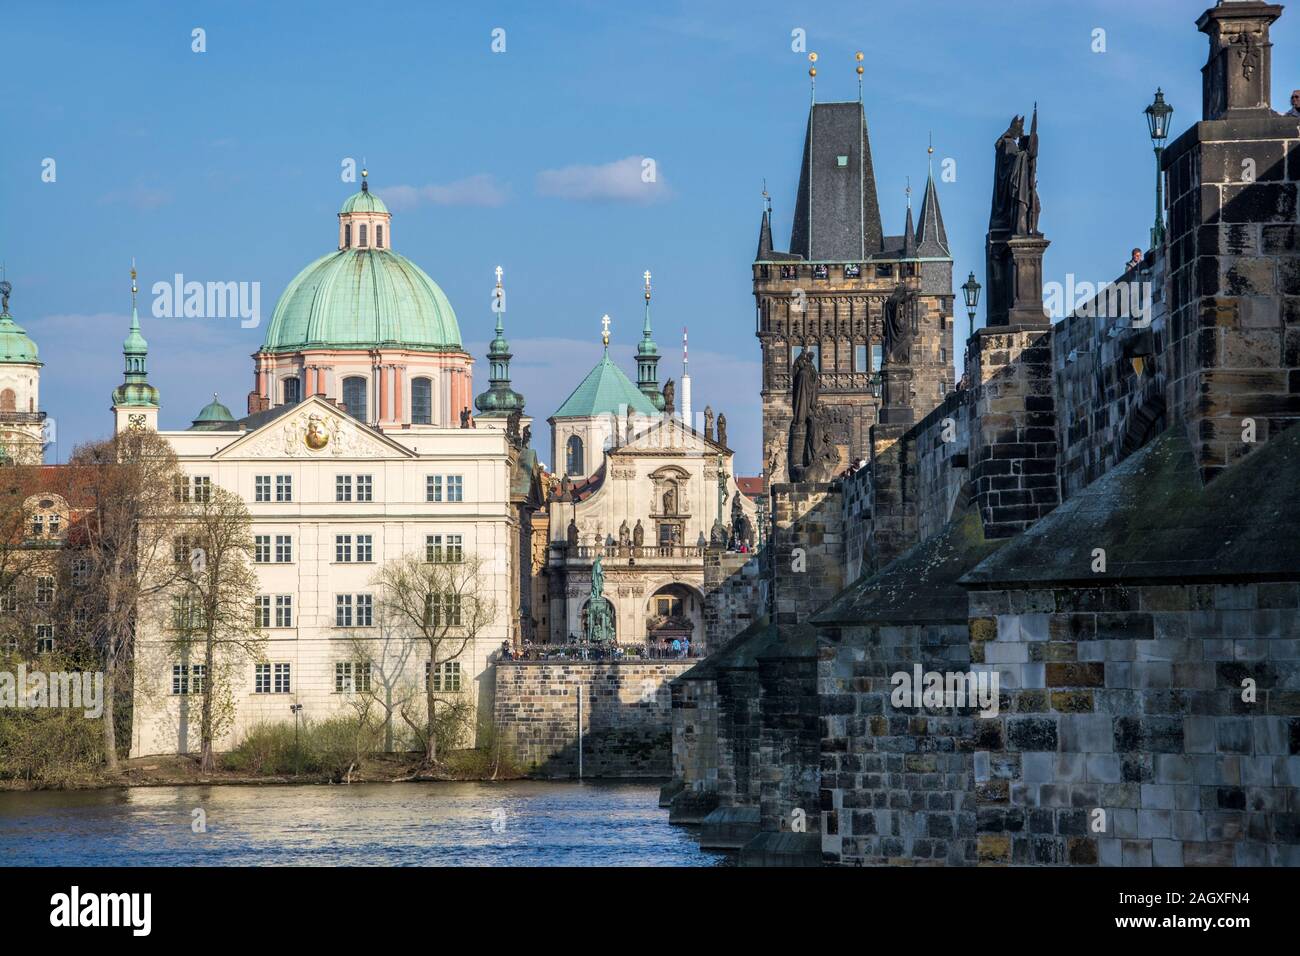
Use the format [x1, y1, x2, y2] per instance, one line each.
[493, 660, 693, 777]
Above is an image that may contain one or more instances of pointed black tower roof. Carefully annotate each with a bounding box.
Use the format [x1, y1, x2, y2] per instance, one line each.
[903, 181, 917, 258]
[789, 102, 883, 261]
[756, 206, 774, 260]
[915, 165, 950, 258]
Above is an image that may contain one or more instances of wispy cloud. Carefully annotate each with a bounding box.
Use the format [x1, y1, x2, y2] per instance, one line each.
[383, 174, 509, 210]
[536, 156, 671, 204]
[96, 184, 173, 210]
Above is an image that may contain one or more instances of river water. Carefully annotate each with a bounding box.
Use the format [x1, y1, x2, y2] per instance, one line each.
[0, 781, 727, 866]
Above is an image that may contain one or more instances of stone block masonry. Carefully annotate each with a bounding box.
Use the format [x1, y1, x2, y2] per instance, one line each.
[494, 660, 693, 777]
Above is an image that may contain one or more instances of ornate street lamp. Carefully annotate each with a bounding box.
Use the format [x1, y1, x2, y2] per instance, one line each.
[961, 271, 981, 342]
[1144, 88, 1174, 248]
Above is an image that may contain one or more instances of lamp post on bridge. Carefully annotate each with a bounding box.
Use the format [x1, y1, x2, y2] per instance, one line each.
[1145, 88, 1174, 249]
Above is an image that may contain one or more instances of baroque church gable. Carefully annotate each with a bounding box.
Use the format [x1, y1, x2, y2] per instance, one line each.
[212, 396, 415, 461]
[618, 416, 721, 457]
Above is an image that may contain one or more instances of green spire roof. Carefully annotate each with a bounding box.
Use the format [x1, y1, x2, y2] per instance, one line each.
[190, 394, 235, 430]
[475, 270, 526, 418]
[113, 295, 159, 409]
[553, 352, 658, 419]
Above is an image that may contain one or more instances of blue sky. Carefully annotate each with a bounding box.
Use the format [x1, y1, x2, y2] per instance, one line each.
[7, 0, 1297, 473]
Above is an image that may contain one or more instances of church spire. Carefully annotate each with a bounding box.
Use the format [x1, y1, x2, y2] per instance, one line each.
[916, 139, 951, 258]
[756, 181, 774, 260]
[113, 261, 160, 431]
[635, 270, 664, 411]
[473, 265, 526, 419]
[903, 178, 916, 258]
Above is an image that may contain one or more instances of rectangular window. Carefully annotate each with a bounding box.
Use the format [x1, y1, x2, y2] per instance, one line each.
[335, 475, 352, 502]
[254, 595, 271, 628]
[71, 558, 91, 586]
[254, 535, 271, 563]
[173, 476, 189, 503]
[31, 514, 44, 536]
[0, 586, 16, 613]
[255, 476, 271, 502]
[356, 593, 373, 627]
[427, 534, 464, 563]
[275, 595, 293, 628]
[35, 577, 54, 605]
[254, 663, 289, 694]
[446, 475, 463, 502]
[854, 344, 868, 372]
[432, 592, 462, 627]
[275, 535, 293, 563]
[336, 534, 353, 563]
[48, 515, 60, 536]
[427, 661, 462, 692]
[335, 661, 372, 694]
[35, 624, 55, 654]
[426, 475, 442, 502]
[275, 475, 293, 502]
[872, 343, 883, 373]
[356, 475, 373, 502]
[336, 594, 353, 627]
[173, 664, 206, 695]
[193, 477, 212, 503]
[356, 534, 373, 563]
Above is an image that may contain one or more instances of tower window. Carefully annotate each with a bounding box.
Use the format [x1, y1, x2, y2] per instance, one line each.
[836, 155, 849, 167]
[376, 225, 384, 249]
[566, 436, 585, 477]
[0, 389, 14, 412]
[854, 345, 868, 372]
[360, 224, 368, 248]
[344, 224, 351, 248]
[411, 377, 432, 424]
[282, 376, 301, 405]
[342, 376, 368, 423]
[872, 343, 883, 373]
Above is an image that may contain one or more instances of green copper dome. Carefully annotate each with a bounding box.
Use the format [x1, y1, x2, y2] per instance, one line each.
[553, 352, 658, 419]
[0, 312, 39, 365]
[340, 188, 389, 215]
[261, 249, 462, 353]
[190, 394, 235, 430]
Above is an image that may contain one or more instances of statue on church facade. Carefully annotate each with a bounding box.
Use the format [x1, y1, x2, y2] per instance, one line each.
[566, 515, 579, 548]
[704, 406, 714, 441]
[662, 378, 675, 417]
[716, 413, 727, 448]
[633, 519, 644, 547]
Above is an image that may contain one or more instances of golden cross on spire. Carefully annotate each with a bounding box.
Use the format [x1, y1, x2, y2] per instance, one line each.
[495, 265, 503, 288]
[643, 270, 652, 300]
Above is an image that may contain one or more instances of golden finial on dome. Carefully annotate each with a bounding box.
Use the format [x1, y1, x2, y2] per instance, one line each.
[855, 51, 864, 76]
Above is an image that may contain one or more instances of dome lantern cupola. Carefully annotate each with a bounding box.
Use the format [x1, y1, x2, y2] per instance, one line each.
[337, 167, 393, 250]
[635, 269, 664, 411]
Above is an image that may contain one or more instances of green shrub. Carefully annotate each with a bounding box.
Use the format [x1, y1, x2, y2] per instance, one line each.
[0, 709, 103, 787]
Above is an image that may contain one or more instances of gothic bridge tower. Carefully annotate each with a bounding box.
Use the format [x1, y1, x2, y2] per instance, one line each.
[754, 60, 954, 481]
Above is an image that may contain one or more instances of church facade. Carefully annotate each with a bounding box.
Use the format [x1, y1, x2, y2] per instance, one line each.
[121, 178, 524, 756]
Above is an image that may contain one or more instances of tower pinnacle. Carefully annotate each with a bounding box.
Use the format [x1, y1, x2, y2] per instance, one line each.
[635, 271, 664, 410]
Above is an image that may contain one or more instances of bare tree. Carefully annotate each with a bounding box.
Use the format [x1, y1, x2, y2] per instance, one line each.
[61, 430, 184, 772]
[157, 483, 264, 772]
[339, 599, 420, 754]
[374, 551, 495, 766]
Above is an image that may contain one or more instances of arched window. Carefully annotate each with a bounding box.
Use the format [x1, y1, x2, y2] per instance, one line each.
[344, 224, 351, 248]
[282, 377, 301, 405]
[359, 224, 368, 248]
[411, 377, 432, 424]
[566, 435, 584, 476]
[0, 389, 15, 413]
[376, 225, 384, 249]
[342, 376, 368, 423]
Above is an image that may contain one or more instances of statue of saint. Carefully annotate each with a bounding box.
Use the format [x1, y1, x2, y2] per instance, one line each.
[989, 108, 1040, 236]
[506, 408, 521, 441]
[662, 378, 676, 417]
[704, 406, 714, 441]
[567, 517, 579, 548]
[716, 413, 727, 448]
[663, 485, 676, 515]
[632, 519, 644, 547]
[618, 520, 630, 549]
[787, 349, 820, 480]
